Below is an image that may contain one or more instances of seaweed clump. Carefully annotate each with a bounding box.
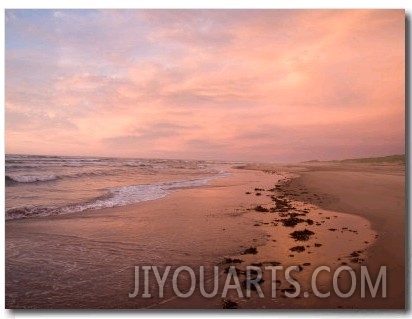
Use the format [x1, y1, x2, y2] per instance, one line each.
[281, 216, 304, 227]
[289, 229, 315, 241]
[254, 205, 269, 212]
[222, 298, 238, 309]
[223, 257, 244, 264]
[271, 197, 294, 212]
[290, 246, 306, 252]
[241, 247, 258, 255]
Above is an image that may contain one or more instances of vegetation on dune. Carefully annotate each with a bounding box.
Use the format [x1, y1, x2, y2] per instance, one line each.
[302, 154, 405, 164]
[340, 154, 405, 164]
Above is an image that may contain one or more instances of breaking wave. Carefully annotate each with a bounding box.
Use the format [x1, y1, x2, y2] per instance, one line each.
[5, 174, 229, 220]
[6, 175, 59, 183]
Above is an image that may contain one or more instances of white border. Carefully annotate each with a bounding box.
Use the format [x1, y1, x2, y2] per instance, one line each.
[1, 0, 412, 9]
[2, 1, 411, 319]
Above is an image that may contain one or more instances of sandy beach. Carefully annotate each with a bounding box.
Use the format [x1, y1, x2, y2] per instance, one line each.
[5, 160, 405, 309]
[278, 162, 406, 309]
[235, 160, 405, 309]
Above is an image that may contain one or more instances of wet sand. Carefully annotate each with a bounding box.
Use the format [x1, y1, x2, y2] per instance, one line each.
[6, 167, 278, 308]
[237, 161, 405, 309]
[5, 162, 405, 309]
[278, 162, 406, 309]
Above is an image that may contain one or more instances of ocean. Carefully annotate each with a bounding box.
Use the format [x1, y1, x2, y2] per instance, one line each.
[6, 154, 269, 308]
[5, 154, 230, 220]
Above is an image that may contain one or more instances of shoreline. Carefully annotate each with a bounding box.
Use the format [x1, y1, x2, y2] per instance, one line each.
[6, 167, 277, 308]
[163, 168, 380, 309]
[236, 162, 405, 309]
[5, 167, 231, 221]
[286, 164, 406, 309]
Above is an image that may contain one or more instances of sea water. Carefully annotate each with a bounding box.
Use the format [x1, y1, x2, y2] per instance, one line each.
[5, 154, 229, 220]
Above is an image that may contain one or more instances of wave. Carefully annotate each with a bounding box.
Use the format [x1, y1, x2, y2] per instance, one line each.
[6, 175, 59, 183]
[6, 161, 105, 168]
[5, 169, 123, 184]
[5, 165, 216, 185]
[5, 174, 230, 220]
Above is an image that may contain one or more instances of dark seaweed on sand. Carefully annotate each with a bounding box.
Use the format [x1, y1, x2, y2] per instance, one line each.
[281, 287, 297, 294]
[350, 251, 360, 257]
[241, 247, 258, 255]
[271, 197, 294, 212]
[254, 205, 269, 212]
[222, 298, 238, 309]
[281, 216, 304, 227]
[289, 229, 315, 241]
[305, 219, 314, 225]
[223, 257, 244, 264]
[290, 245, 305, 252]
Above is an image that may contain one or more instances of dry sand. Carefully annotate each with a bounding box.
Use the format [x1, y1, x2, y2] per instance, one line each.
[5, 162, 406, 309]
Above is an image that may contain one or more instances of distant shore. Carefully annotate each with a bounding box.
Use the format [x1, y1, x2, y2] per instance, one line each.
[5, 161, 405, 309]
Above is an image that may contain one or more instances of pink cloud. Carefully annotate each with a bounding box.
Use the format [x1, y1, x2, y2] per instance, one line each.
[5, 9, 405, 161]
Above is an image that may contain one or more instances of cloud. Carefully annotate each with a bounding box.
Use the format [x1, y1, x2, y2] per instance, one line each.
[5, 9, 405, 161]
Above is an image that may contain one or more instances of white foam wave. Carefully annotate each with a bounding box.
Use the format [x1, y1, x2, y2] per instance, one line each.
[6, 174, 58, 183]
[64, 177, 218, 212]
[5, 173, 230, 220]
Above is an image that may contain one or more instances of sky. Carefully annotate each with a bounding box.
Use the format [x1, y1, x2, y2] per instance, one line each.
[5, 9, 405, 162]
